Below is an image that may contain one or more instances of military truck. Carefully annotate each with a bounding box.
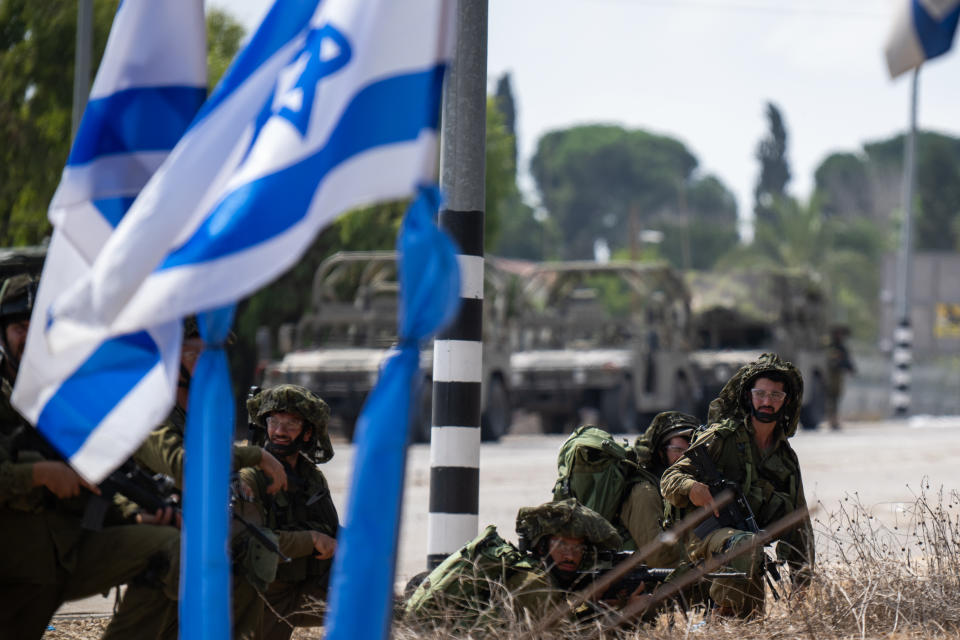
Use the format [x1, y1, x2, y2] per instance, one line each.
[508, 261, 700, 433]
[261, 251, 513, 442]
[686, 268, 828, 429]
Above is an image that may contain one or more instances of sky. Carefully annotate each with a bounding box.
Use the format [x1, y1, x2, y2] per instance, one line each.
[210, 0, 960, 234]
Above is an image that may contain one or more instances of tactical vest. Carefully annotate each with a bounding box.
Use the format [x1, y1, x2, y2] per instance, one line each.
[253, 457, 338, 583]
[666, 418, 803, 531]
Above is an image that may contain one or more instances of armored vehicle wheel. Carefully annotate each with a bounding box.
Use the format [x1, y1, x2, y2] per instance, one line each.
[601, 378, 638, 433]
[539, 412, 568, 434]
[480, 378, 510, 442]
[800, 374, 825, 430]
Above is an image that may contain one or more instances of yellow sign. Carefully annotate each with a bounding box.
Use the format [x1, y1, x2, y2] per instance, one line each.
[934, 303, 960, 339]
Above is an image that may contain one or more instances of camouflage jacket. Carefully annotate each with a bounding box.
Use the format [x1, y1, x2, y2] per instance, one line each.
[404, 525, 563, 627]
[237, 454, 338, 583]
[661, 354, 814, 570]
[133, 405, 263, 491]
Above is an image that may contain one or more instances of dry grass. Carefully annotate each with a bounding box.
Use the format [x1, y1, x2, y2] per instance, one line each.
[48, 485, 960, 639]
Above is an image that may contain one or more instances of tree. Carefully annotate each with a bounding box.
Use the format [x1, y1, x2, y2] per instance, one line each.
[816, 130, 960, 250]
[529, 124, 738, 266]
[206, 9, 246, 92]
[753, 102, 790, 228]
[0, 3, 247, 246]
[0, 0, 118, 245]
[494, 73, 517, 171]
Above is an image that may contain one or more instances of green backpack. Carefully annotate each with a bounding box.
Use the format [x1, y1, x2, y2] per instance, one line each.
[405, 525, 537, 622]
[552, 425, 654, 530]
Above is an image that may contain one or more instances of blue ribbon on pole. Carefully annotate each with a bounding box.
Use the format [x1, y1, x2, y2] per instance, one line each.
[181, 305, 237, 640]
[325, 184, 461, 639]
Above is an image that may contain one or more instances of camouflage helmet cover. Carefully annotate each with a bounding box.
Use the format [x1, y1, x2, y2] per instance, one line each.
[634, 411, 697, 470]
[0, 274, 39, 323]
[516, 498, 620, 552]
[247, 384, 333, 463]
[706, 352, 804, 437]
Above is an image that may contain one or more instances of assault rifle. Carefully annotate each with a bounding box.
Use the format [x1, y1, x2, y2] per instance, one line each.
[83, 460, 181, 530]
[11, 423, 180, 530]
[578, 551, 746, 600]
[684, 443, 784, 597]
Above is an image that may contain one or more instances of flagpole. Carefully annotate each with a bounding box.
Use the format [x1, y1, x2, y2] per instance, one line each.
[71, 0, 93, 143]
[428, 0, 488, 569]
[892, 67, 918, 418]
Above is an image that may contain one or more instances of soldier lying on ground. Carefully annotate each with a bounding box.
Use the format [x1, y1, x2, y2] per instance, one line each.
[661, 353, 815, 618]
[236, 384, 339, 640]
[404, 499, 623, 628]
[0, 275, 180, 640]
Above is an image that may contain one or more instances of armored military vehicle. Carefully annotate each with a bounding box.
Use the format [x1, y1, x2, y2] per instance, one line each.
[261, 251, 513, 442]
[686, 268, 828, 429]
[508, 261, 700, 433]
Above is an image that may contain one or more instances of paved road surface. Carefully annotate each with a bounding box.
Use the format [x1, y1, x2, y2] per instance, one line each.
[56, 415, 960, 617]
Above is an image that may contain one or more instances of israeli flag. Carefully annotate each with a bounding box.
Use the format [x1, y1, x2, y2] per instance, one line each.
[12, 0, 206, 481]
[31, 0, 455, 482]
[886, 0, 960, 78]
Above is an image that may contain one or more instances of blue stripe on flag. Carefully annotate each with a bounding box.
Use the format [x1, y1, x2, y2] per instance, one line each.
[35, 331, 160, 458]
[93, 197, 137, 228]
[913, 0, 960, 58]
[68, 86, 206, 164]
[160, 65, 445, 269]
[194, 0, 321, 125]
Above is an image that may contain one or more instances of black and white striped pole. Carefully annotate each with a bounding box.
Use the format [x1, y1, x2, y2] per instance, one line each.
[427, 0, 487, 569]
[892, 68, 918, 418]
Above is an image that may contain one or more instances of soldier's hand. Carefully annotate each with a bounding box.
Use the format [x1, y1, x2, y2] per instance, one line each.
[32, 461, 100, 498]
[689, 482, 719, 517]
[310, 531, 336, 560]
[137, 506, 179, 528]
[258, 449, 288, 494]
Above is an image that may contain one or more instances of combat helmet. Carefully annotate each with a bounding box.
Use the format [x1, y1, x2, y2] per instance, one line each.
[248, 384, 333, 463]
[516, 498, 620, 556]
[0, 274, 38, 326]
[706, 352, 804, 437]
[634, 411, 697, 474]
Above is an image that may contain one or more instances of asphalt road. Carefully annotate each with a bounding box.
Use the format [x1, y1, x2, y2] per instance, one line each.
[55, 414, 960, 617]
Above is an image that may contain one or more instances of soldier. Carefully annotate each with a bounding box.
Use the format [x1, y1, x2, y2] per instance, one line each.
[661, 353, 814, 618]
[405, 499, 621, 627]
[620, 411, 695, 567]
[0, 275, 180, 640]
[123, 317, 290, 639]
[825, 325, 856, 430]
[237, 384, 339, 640]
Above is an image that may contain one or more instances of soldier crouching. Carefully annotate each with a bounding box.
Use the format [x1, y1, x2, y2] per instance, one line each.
[661, 353, 815, 617]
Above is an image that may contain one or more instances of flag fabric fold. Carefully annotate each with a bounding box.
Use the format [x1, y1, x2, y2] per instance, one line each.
[885, 0, 960, 78]
[44, 0, 454, 352]
[325, 186, 461, 639]
[12, 0, 206, 481]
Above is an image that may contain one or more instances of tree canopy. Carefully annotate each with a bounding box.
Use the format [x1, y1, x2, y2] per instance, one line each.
[529, 123, 738, 267]
[753, 102, 791, 228]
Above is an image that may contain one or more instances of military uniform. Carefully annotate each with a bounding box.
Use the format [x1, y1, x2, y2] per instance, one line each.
[405, 499, 621, 627]
[825, 332, 855, 430]
[619, 411, 697, 568]
[0, 363, 179, 639]
[238, 384, 339, 640]
[130, 405, 269, 640]
[661, 354, 814, 616]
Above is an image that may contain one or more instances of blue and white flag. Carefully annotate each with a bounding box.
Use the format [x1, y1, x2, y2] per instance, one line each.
[886, 0, 960, 78]
[37, 0, 455, 484]
[12, 0, 206, 481]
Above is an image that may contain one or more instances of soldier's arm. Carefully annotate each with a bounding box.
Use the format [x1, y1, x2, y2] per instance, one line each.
[235, 467, 320, 560]
[660, 432, 726, 509]
[505, 569, 561, 617]
[134, 423, 187, 490]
